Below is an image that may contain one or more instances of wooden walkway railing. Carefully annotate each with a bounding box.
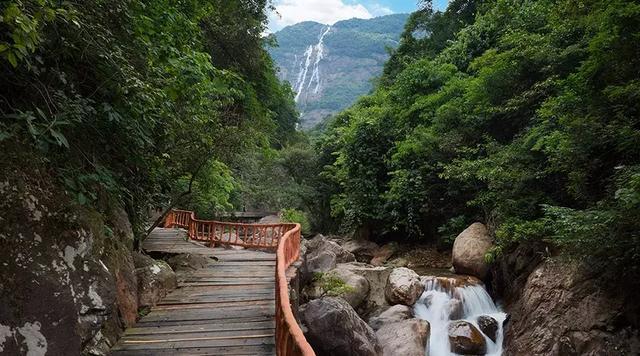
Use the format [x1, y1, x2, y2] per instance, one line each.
[164, 210, 315, 356]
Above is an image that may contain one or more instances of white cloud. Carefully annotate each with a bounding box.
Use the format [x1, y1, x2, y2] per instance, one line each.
[269, 0, 377, 32]
[369, 4, 394, 16]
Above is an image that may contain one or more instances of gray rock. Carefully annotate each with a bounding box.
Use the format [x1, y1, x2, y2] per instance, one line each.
[376, 319, 430, 356]
[329, 265, 370, 308]
[335, 262, 391, 311]
[384, 267, 425, 306]
[368, 304, 413, 331]
[133, 253, 177, 308]
[301, 297, 382, 356]
[304, 235, 357, 279]
[307, 250, 338, 273]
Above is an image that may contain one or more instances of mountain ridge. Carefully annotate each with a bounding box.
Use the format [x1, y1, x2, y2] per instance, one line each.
[269, 14, 409, 128]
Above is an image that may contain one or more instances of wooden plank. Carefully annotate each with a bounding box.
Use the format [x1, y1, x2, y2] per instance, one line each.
[153, 299, 272, 310]
[119, 328, 274, 342]
[124, 320, 275, 336]
[111, 344, 275, 355]
[112, 335, 274, 350]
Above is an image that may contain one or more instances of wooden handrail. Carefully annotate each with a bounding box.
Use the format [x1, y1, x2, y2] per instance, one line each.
[163, 210, 315, 356]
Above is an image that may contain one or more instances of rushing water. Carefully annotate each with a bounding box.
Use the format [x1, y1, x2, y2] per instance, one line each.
[293, 26, 331, 102]
[414, 277, 507, 355]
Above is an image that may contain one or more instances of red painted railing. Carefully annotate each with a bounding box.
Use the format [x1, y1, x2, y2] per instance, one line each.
[163, 210, 315, 356]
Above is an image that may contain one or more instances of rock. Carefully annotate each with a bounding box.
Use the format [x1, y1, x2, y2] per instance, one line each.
[307, 250, 338, 274]
[385, 267, 425, 306]
[376, 319, 430, 356]
[341, 239, 380, 263]
[452, 223, 494, 280]
[371, 243, 397, 266]
[448, 298, 464, 320]
[0, 157, 141, 355]
[166, 253, 212, 272]
[304, 266, 370, 309]
[368, 304, 413, 331]
[499, 258, 640, 355]
[133, 253, 177, 308]
[301, 297, 382, 356]
[477, 315, 499, 342]
[335, 262, 391, 312]
[448, 320, 487, 355]
[329, 265, 370, 308]
[257, 215, 281, 224]
[304, 235, 356, 276]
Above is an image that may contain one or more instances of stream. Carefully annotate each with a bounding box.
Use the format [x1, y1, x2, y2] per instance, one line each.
[414, 276, 507, 355]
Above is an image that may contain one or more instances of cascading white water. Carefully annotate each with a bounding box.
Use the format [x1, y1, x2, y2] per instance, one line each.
[294, 45, 313, 102]
[414, 277, 507, 356]
[308, 26, 331, 94]
[293, 26, 331, 102]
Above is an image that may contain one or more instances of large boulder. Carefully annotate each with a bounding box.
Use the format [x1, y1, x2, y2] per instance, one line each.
[307, 250, 339, 274]
[301, 297, 382, 356]
[335, 262, 391, 314]
[305, 235, 356, 275]
[0, 153, 140, 355]
[329, 265, 370, 308]
[304, 265, 370, 309]
[385, 267, 425, 306]
[368, 304, 413, 331]
[500, 258, 640, 355]
[448, 320, 487, 355]
[452, 223, 493, 280]
[376, 319, 430, 356]
[133, 253, 177, 308]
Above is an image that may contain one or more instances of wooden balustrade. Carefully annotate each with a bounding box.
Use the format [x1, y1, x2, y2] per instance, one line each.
[163, 209, 315, 356]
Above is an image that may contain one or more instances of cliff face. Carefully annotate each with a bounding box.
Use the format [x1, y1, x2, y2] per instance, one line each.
[0, 147, 138, 355]
[269, 14, 409, 129]
[492, 243, 640, 355]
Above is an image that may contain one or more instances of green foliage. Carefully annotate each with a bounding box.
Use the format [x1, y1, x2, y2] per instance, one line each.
[280, 208, 311, 235]
[1, 0, 299, 236]
[316, 0, 640, 276]
[313, 272, 354, 297]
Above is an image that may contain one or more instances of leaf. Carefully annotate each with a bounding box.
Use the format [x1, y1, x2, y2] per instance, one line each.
[6, 51, 17, 67]
[49, 128, 69, 148]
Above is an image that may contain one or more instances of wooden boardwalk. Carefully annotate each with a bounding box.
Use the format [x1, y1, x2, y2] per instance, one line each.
[110, 228, 277, 355]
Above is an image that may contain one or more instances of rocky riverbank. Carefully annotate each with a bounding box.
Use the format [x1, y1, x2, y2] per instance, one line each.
[297, 226, 503, 356]
[298, 222, 640, 356]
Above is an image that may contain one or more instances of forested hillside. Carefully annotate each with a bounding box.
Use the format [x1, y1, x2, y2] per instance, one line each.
[0, 0, 304, 233]
[269, 14, 409, 128]
[316, 0, 640, 277]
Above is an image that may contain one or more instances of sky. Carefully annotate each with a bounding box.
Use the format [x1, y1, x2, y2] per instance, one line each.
[267, 0, 450, 32]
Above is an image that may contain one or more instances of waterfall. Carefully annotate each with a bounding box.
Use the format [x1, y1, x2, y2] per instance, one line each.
[294, 45, 313, 102]
[414, 277, 507, 356]
[293, 26, 331, 103]
[308, 26, 331, 94]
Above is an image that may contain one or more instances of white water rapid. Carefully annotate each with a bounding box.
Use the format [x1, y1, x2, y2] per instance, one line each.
[414, 276, 507, 356]
[293, 26, 331, 102]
